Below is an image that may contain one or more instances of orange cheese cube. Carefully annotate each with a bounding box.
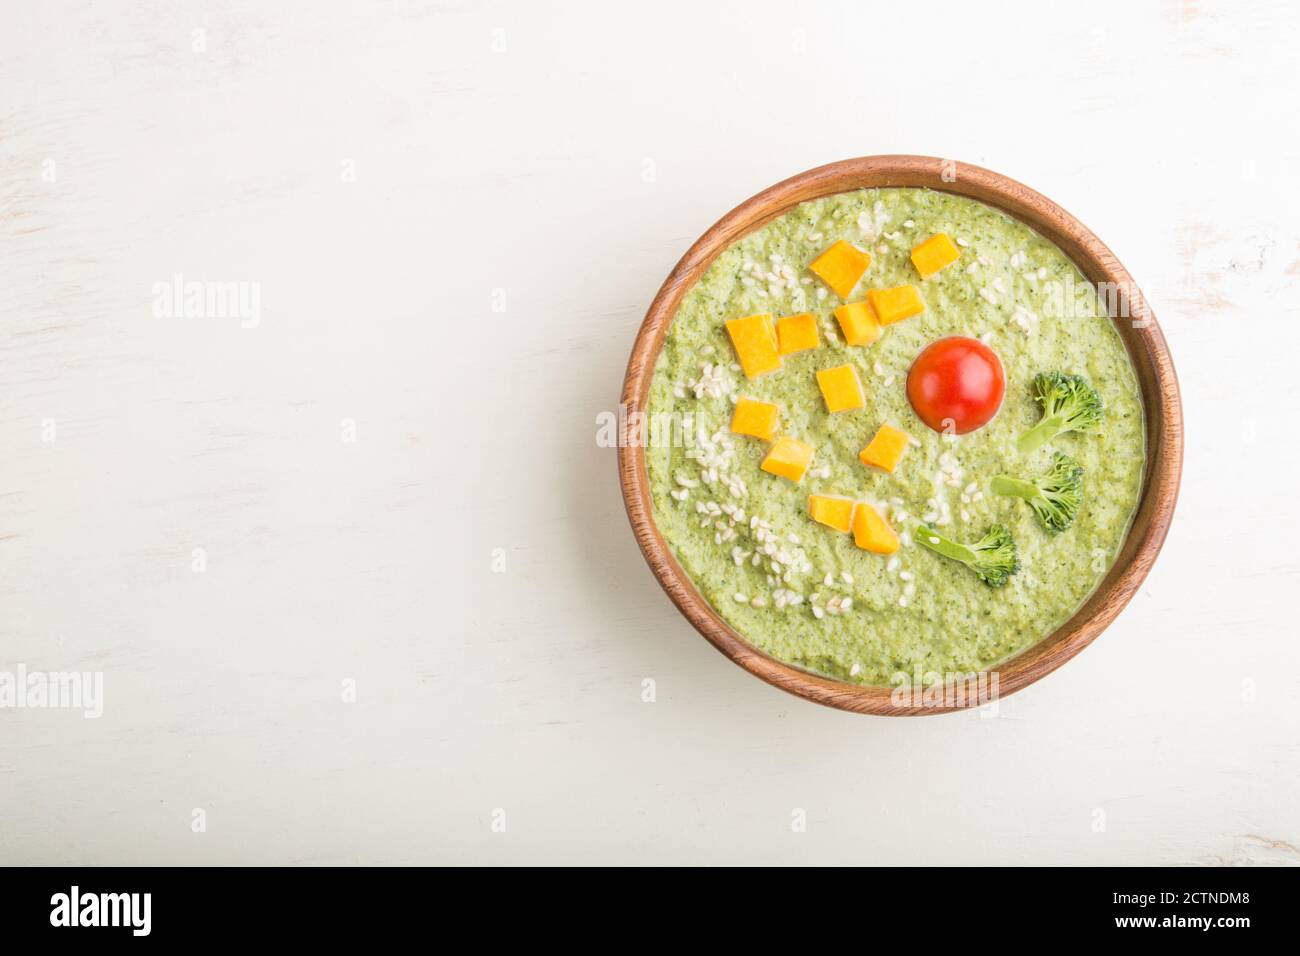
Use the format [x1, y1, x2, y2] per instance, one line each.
[851, 502, 900, 554]
[809, 240, 871, 299]
[725, 313, 782, 379]
[760, 436, 814, 483]
[808, 494, 855, 533]
[832, 301, 881, 346]
[729, 397, 779, 441]
[866, 285, 925, 326]
[859, 424, 911, 473]
[815, 364, 865, 414]
[910, 233, 961, 279]
[776, 313, 820, 355]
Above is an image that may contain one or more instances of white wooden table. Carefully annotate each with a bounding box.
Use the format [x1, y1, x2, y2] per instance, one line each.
[2, 0, 1297, 865]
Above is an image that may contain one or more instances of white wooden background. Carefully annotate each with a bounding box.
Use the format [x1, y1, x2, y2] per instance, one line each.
[2, 0, 1297, 866]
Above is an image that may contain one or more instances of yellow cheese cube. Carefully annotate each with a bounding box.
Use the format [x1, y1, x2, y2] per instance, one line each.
[815, 364, 865, 414]
[851, 502, 900, 554]
[760, 436, 814, 483]
[808, 494, 855, 534]
[859, 423, 911, 473]
[809, 240, 871, 299]
[725, 313, 782, 379]
[776, 313, 820, 355]
[866, 285, 925, 326]
[729, 397, 779, 441]
[910, 233, 961, 279]
[832, 301, 881, 347]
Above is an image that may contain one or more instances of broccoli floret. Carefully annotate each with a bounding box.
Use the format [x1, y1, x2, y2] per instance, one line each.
[914, 523, 1020, 588]
[1016, 372, 1103, 454]
[991, 453, 1085, 533]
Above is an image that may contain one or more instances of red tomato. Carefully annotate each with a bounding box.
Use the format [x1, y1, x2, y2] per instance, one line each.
[906, 337, 1006, 434]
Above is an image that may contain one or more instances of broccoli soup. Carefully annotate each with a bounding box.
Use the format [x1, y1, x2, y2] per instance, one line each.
[645, 188, 1144, 686]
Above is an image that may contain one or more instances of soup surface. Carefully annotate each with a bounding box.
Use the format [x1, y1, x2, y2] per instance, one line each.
[645, 187, 1144, 685]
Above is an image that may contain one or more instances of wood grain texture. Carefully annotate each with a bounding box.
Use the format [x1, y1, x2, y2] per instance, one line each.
[619, 156, 1184, 715]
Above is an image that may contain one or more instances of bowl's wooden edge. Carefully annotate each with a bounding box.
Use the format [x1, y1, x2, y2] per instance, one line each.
[617, 156, 1184, 716]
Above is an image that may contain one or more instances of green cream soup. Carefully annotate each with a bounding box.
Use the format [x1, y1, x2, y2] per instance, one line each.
[645, 188, 1144, 686]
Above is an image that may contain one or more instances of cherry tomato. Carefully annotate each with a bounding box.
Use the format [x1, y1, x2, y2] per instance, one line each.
[906, 336, 1006, 434]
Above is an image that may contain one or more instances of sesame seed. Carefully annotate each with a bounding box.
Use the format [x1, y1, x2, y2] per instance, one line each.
[734, 593, 748, 603]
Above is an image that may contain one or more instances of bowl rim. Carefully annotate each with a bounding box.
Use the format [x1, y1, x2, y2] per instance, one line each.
[617, 155, 1183, 716]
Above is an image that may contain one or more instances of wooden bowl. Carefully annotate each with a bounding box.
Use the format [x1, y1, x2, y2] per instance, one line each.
[618, 156, 1183, 715]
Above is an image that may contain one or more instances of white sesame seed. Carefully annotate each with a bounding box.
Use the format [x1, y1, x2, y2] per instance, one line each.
[734, 593, 748, 603]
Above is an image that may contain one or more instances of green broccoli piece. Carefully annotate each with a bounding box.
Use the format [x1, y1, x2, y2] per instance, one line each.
[914, 523, 1020, 588]
[991, 453, 1085, 533]
[1016, 372, 1103, 454]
